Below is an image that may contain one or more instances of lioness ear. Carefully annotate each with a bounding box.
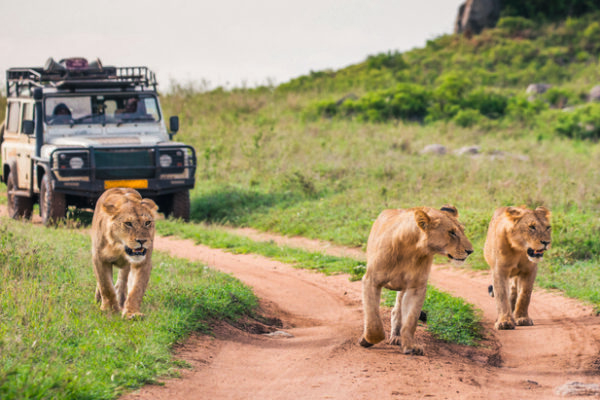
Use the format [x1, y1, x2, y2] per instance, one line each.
[414, 209, 431, 231]
[101, 196, 126, 216]
[535, 206, 551, 221]
[141, 198, 159, 213]
[505, 206, 525, 221]
[440, 205, 458, 218]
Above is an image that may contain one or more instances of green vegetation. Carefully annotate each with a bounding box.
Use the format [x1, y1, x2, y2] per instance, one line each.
[0, 218, 256, 400]
[383, 286, 483, 346]
[157, 11, 600, 311]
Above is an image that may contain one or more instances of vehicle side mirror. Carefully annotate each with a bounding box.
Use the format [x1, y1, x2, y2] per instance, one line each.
[169, 116, 179, 136]
[22, 120, 35, 135]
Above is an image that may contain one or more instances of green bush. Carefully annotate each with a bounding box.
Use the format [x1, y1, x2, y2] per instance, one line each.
[453, 109, 483, 127]
[555, 103, 600, 139]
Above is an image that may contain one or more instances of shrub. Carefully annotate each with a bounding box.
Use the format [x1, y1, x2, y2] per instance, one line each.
[464, 89, 509, 118]
[453, 109, 483, 127]
[555, 103, 600, 140]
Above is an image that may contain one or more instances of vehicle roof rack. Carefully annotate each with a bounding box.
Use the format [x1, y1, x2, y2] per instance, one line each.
[6, 57, 157, 96]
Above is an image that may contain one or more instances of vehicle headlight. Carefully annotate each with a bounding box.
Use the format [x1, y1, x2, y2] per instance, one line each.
[159, 154, 173, 168]
[69, 157, 84, 169]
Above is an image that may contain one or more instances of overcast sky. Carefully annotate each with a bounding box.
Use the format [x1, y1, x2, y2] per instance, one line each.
[0, 0, 464, 91]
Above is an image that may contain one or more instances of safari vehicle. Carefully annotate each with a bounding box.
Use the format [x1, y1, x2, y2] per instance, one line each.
[0, 57, 196, 225]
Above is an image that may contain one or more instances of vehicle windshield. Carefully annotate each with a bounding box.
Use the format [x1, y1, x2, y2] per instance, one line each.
[45, 94, 161, 126]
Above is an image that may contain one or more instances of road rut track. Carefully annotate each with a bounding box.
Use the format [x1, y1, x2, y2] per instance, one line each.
[0, 207, 598, 399]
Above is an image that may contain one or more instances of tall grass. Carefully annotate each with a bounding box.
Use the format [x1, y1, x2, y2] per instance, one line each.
[0, 218, 257, 399]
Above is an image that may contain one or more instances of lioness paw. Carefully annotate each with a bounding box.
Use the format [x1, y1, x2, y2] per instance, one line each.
[516, 317, 534, 326]
[359, 336, 374, 348]
[495, 320, 516, 330]
[402, 344, 424, 356]
[123, 311, 145, 320]
[388, 336, 402, 346]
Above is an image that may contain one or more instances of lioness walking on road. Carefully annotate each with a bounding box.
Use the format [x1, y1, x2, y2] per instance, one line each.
[484, 206, 551, 330]
[360, 205, 473, 355]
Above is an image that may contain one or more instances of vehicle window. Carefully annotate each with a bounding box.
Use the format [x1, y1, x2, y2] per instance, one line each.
[44, 95, 160, 125]
[6, 101, 20, 132]
[45, 97, 90, 125]
[22, 103, 34, 121]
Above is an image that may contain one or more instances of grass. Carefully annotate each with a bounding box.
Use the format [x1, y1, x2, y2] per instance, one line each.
[383, 286, 483, 346]
[0, 218, 257, 400]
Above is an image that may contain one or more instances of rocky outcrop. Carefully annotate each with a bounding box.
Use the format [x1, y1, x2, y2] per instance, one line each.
[455, 0, 502, 35]
[589, 85, 600, 102]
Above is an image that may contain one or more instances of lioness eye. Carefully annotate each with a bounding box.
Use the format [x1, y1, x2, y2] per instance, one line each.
[449, 230, 457, 238]
[125, 221, 133, 228]
[546, 226, 552, 231]
[145, 221, 152, 227]
[529, 225, 536, 231]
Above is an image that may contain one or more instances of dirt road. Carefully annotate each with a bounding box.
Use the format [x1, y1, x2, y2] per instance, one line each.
[121, 229, 600, 400]
[1, 206, 597, 398]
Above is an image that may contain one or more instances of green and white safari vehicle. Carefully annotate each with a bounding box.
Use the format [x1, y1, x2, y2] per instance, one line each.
[1, 57, 196, 225]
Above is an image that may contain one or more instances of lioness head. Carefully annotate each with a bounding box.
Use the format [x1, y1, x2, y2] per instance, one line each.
[506, 206, 551, 263]
[102, 189, 158, 264]
[414, 205, 474, 263]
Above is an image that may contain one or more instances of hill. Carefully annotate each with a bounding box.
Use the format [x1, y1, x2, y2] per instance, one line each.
[159, 11, 600, 309]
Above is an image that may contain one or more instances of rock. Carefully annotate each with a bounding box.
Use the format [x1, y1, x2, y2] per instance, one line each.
[263, 330, 294, 338]
[526, 83, 552, 95]
[555, 381, 600, 396]
[455, 0, 501, 35]
[420, 144, 447, 155]
[455, 145, 480, 156]
[589, 85, 600, 102]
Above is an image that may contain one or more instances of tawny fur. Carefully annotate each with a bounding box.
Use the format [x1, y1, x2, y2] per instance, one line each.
[91, 188, 158, 319]
[484, 206, 551, 330]
[360, 205, 473, 355]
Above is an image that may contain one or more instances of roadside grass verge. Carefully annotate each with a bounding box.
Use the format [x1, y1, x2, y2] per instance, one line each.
[0, 218, 257, 400]
[157, 219, 484, 346]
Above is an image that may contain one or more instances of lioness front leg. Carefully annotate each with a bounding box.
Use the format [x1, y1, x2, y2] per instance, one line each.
[114, 266, 130, 308]
[94, 261, 121, 313]
[359, 274, 385, 347]
[513, 271, 536, 326]
[399, 286, 427, 355]
[122, 264, 152, 319]
[492, 269, 516, 330]
[389, 291, 403, 346]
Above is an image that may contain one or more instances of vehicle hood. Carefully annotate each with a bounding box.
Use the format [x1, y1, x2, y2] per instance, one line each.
[48, 135, 164, 147]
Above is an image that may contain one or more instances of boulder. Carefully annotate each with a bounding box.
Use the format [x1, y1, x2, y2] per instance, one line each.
[421, 144, 447, 155]
[589, 85, 600, 102]
[455, 0, 501, 35]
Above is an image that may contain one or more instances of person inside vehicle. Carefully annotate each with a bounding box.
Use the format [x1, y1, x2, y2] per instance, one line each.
[50, 103, 72, 124]
[117, 98, 139, 115]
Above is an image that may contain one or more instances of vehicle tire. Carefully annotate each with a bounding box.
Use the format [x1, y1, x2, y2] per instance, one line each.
[170, 190, 190, 222]
[6, 170, 33, 220]
[40, 172, 66, 226]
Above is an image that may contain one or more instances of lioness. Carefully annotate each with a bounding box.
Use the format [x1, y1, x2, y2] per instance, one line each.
[484, 206, 551, 330]
[91, 188, 158, 319]
[359, 206, 473, 355]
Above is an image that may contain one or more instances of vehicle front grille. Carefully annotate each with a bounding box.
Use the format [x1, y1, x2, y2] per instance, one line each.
[94, 149, 155, 179]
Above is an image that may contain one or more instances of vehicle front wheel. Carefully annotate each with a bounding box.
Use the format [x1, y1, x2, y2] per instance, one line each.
[6, 170, 33, 220]
[40, 172, 66, 226]
[170, 190, 190, 222]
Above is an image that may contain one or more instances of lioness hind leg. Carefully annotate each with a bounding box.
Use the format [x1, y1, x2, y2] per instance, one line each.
[389, 291, 403, 346]
[360, 275, 385, 347]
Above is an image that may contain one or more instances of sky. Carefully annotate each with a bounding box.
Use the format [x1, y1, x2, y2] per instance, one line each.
[0, 0, 465, 91]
